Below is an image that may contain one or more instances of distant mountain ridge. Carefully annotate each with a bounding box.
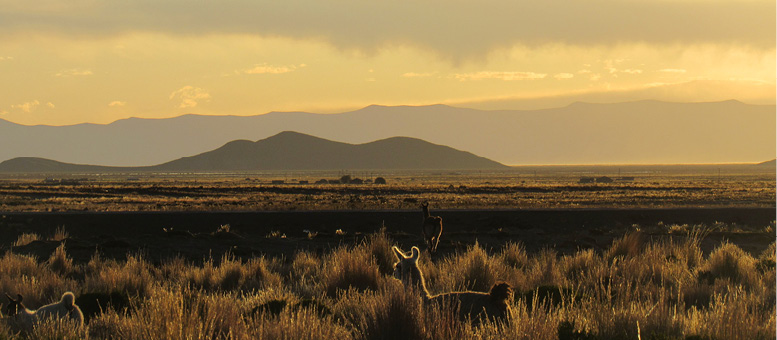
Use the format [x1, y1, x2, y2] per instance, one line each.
[0, 100, 774, 165]
[0, 132, 508, 172]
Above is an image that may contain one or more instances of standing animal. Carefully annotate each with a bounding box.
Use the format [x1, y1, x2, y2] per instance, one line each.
[421, 202, 443, 253]
[4, 292, 84, 330]
[392, 246, 512, 322]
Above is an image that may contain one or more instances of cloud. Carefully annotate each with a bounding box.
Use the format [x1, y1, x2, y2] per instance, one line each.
[402, 72, 436, 78]
[238, 63, 303, 75]
[55, 68, 93, 77]
[0, 56, 12, 61]
[109, 101, 126, 107]
[0, 1, 771, 60]
[453, 71, 547, 81]
[169, 86, 210, 108]
[554, 73, 574, 79]
[621, 69, 643, 74]
[0, 110, 8, 115]
[11, 100, 40, 112]
[658, 68, 688, 74]
[46, 102, 55, 108]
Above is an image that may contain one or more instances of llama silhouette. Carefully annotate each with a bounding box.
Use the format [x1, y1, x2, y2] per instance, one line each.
[421, 202, 443, 253]
[392, 246, 512, 322]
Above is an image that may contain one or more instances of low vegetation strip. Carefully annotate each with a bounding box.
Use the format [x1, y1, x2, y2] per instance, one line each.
[0, 227, 774, 339]
[0, 171, 773, 212]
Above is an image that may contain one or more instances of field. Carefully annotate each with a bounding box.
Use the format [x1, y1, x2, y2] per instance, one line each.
[0, 164, 774, 212]
[0, 164, 774, 339]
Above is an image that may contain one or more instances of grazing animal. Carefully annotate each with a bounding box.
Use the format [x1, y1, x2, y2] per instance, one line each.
[421, 202, 443, 253]
[392, 246, 512, 322]
[4, 292, 84, 330]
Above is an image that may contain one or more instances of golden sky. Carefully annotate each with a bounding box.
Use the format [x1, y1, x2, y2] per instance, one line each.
[0, 0, 774, 126]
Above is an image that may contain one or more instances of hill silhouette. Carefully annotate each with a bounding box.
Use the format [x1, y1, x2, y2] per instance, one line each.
[0, 132, 507, 172]
[0, 101, 773, 166]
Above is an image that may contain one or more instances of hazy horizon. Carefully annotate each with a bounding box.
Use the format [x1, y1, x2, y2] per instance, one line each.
[0, 98, 772, 127]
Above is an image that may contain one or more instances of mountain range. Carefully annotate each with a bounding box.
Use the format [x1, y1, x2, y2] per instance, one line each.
[0, 100, 774, 166]
[0, 132, 508, 172]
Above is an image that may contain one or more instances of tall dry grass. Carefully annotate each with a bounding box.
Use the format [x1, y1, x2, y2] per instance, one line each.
[0, 229, 773, 339]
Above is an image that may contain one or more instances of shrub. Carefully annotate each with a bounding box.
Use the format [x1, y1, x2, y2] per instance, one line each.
[697, 242, 758, 289]
[324, 247, 383, 297]
[361, 227, 396, 275]
[47, 243, 73, 276]
[13, 233, 40, 247]
[500, 242, 529, 269]
[606, 231, 644, 261]
[335, 282, 427, 340]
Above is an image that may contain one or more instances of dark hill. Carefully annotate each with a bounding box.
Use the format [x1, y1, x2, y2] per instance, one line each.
[0, 157, 139, 173]
[754, 159, 776, 167]
[154, 131, 508, 171]
[0, 132, 507, 172]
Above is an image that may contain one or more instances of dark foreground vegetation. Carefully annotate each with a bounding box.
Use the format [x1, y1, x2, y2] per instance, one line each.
[0, 225, 774, 339]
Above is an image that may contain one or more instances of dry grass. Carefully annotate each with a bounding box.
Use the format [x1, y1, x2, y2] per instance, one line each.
[0, 227, 774, 339]
[12, 234, 39, 247]
[0, 170, 773, 212]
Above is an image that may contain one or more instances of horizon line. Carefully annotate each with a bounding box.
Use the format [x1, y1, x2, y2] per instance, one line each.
[507, 161, 775, 167]
[0, 98, 772, 128]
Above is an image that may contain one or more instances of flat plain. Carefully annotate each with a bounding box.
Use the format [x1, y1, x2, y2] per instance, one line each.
[0, 164, 774, 339]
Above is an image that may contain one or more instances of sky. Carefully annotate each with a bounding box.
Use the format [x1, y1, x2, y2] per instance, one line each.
[0, 0, 774, 126]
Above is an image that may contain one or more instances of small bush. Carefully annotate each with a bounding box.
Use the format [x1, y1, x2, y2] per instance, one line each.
[698, 242, 758, 289]
[500, 242, 529, 269]
[49, 226, 69, 242]
[324, 247, 383, 297]
[606, 231, 644, 261]
[47, 243, 73, 275]
[361, 227, 396, 275]
[335, 282, 427, 340]
[13, 233, 40, 247]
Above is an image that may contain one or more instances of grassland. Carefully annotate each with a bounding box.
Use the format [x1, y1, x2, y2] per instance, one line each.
[0, 165, 773, 212]
[0, 227, 774, 339]
[0, 165, 773, 338]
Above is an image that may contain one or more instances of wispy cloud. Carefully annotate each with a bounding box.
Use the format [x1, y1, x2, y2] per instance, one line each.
[238, 63, 304, 75]
[402, 72, 436, 78]
[11, 100, 40, 113]
[621, 69, 643, 74]
[0, 56, 13, 61]
[658, 68, 687, 74]
[452, 71, 547, 81]
[169, 86, 210, 109]
[554, 73, 574, 79]
[46, 102, 55, 108]
[109, 101, 127, 107]
[55, 69, 93, 77]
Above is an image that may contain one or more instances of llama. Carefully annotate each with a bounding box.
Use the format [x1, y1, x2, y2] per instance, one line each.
[4, 292, 84, 330]
[392, 246, 512, 322]
[421, 202, 443, 253]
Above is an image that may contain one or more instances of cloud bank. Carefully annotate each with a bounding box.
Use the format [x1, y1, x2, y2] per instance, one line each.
[0, 0, 772, 59]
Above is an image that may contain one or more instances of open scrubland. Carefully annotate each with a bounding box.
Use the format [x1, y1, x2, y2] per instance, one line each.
[0, 227, 774, 339]
[0, 166, 773, 339]
[0, 165, 774, 212]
